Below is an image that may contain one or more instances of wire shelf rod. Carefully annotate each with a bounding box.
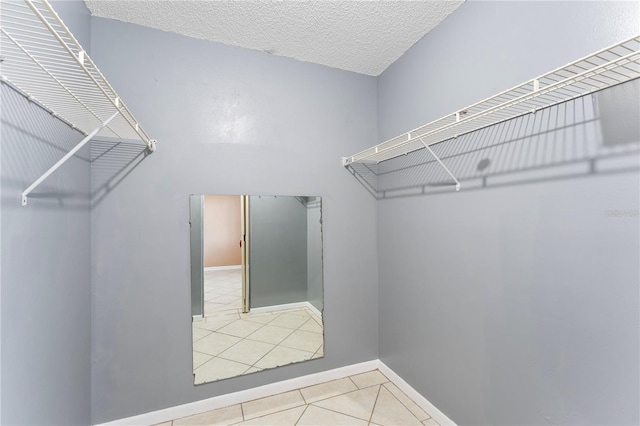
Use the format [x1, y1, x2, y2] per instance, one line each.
[1, 27, 124, 139]
[343, 35, 640, 168]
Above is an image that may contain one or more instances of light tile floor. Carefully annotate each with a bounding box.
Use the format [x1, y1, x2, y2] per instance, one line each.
[159, 370, 440, 426]
[193, 270, 324, 384]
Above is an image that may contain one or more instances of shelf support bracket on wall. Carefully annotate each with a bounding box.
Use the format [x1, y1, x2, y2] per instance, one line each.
[3, 0, 158, 205]
[419, 138, 461, 192]
[21, 110, 120, 206]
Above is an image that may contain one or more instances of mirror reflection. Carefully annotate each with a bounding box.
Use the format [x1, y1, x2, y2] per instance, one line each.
[190, 195, 324, 384]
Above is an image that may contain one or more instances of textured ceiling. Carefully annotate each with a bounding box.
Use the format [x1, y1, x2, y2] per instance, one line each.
[83, 1, 464, 76]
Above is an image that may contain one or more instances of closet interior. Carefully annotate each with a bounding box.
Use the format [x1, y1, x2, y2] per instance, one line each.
[1, 0, 638, 425]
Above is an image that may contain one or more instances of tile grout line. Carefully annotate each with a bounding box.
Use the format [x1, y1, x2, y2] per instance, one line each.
[347, 375, 359, 389]
[299, 386, 309, 405]
[310, 401, 378, 424]
[304, 378, 384, 405]
[238, 390, 307, 422]
[382, 382, 432, 422]
[294, 404, 310, 426]
[292, 379, 388, 423]
[368, 383, 383, 424]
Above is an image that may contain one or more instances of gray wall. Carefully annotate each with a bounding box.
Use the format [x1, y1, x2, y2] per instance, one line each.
[0, 2, 92, 424]
[90, 18, 378, 423]
[307, 199, 324, 312]
[376, 1, 640, 425]
[249, 195, 308, 308]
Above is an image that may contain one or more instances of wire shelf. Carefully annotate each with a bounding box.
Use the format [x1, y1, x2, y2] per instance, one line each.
[0, 0, 154, 149]
[343, 36, 640, 168]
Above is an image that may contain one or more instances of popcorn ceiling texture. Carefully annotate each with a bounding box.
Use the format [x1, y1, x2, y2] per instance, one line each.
[83, 0, 464, 76]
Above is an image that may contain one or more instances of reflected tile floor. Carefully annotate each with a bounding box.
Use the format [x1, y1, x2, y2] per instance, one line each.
[193, 307, 324, 383]
[158, 370, 440, 426]
[203, 269, 243, 317]
[193, 269, 323, 384]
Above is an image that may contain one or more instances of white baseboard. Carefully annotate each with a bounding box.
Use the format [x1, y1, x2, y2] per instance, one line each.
[305, 302, 322, 319]
[94, 359, 455, 426]
[250, 301, 322, 318]
[95, 360, 379, 426]
[204, 265, 242, 271]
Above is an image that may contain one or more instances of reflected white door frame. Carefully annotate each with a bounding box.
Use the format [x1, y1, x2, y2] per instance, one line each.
[241, 195, 250, 314]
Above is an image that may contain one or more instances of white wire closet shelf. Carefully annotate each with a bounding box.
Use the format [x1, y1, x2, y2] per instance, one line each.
[0, 0, 156, 205]
[342, 35, 640, 191]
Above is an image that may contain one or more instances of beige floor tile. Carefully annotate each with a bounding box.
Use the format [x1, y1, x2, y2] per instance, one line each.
[245, 324, 295, 344]
[268, 313, 310, 329]
[298, 318, 323, 334]
[241, 313, 278, 324]
[204, 292, 220, 302]
[207, 311, 241, 322]
[215, 294, 240, 304]
[313, 385, 380, 421]
[370, 386, 422, 426]
[279, 329, 323, 353]
[192, 351, 213, 369]
[383, 382, 430, 421]
[296, 405, 368, 425]
[152, 422, 172, 426]
[350, 370, 389, 389]
[282, 308, 311, 318]
[207, 306, 240, 316]
[193, 332, 242, 356]
[173, 404, 243, 425]
[194, 357, 250, 384]
[423, 418, 440, 425]
[242, 390, 305, 420]
[205, 302, 228, 313]
[217, 339, 275, 365]
[195, 318, 236, 332]
[243, 366, 263, 374]
[217, 320, 264, 338]
[192, 327, 212, 342]
[300, 377, 358, 404]
[253, 345, 314, 370]
[235, 405, 306, 425]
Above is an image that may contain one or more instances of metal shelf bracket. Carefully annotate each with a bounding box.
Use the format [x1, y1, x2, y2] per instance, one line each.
[21, 111, 120, 206]
[419, 138, 461, 192]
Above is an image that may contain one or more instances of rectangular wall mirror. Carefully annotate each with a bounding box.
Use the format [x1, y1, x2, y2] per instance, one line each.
[189, 195, 324, 384]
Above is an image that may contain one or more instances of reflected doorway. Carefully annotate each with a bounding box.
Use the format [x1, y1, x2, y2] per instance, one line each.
[191, 195, 248, 318]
